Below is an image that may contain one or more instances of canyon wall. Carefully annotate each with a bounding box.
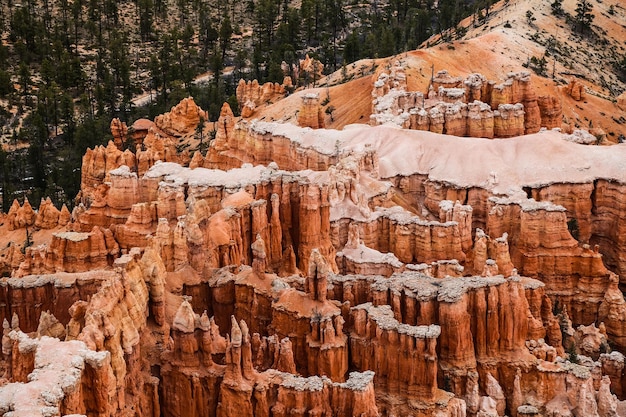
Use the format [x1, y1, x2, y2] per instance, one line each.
[2, 93, 626, 417]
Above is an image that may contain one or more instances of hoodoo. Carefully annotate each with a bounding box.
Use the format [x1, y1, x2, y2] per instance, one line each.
[2, 5, 626, 414]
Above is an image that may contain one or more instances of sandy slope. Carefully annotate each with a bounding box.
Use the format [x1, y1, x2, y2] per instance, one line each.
[253, 0, 626, 141]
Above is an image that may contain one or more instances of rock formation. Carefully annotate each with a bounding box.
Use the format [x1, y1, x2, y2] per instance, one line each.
[3, 89, 626, 417]
[299, 54, 324, 85]
[236, 79, 286, 118]
[154, 97, 208, 138]
[297, 93, 326, 128]
[371, 64, 561, 139]
[110, 117, 128, 148]
[566, 78, 586, 101]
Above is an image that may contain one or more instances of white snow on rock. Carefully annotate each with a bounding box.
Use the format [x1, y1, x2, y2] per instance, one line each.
[242, 123, 626, 196]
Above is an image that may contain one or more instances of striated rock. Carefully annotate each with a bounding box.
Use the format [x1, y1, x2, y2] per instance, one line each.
[59, 204, 71, 226]
[350, 303, 440, 400]
[0, 331, 115, 416]
[443, 102, 468, 136]
[372, 66, 558, 140]
[297, 93, 325, 129]
[598, 273, 626, 350]
[215, 102, 236, 152]
[136, 131, 180, 176]
[493, 103, 525, 137]
[4, 94, 626, 417]
[432, 70, 463, 90]
[299, 54, 324, 85]
[538, 95, 563, 129]
[80, 140, 136, 206]
[15, 227, 119, 277]
[0, 242, 25, 276]
[566, 78, 586, 101]
[36, 310, 65, 339]
[130, 118, 154, 148]
[467, 101, 495, 138]
[575, 323, 609, 360]
[14, 198, 36, 230]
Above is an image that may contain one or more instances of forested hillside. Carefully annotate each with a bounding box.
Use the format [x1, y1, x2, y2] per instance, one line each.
[0, 0, 496, 210]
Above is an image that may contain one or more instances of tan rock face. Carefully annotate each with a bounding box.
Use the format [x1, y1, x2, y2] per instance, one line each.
[494, 103, 525, 137]
[297, 93, 325, 129]
[34, 198, 60, 229]
[14, 227, 119, 277]
[6, 198, 36, 230]
[538, 95, 563, 129]
[299, 54, 324, 85]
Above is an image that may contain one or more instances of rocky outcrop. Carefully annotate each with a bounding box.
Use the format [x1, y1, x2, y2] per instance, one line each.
[236, 79, 286, 118]
[371, 66, 560, 138]
[14, 227, 119, 277]
[297, 93, 325, 129]
[80, 140, 136, 206]
[493, 103, 525, 137]
[538, 95, 562, 129]
[154, 97, 208, 138]
[0, 270, 108, 333]
[350, 303, 440, 401]
[0, 331, 115, 416]
[299, 54, 324, 85]
[6, 198, 36, 230]
[599, 273, 626, 350]
[130, 118, 154, 146]
[75, 165, 141, 231]
[34, 198, 62, 229]
[486, 196, 613, 327]
[566, 78, 586, 101]
[110, 117, 128, 148]
[589, 179, 626, 282]
[331, 206, 468, 267]
[467, 101, 495, 138]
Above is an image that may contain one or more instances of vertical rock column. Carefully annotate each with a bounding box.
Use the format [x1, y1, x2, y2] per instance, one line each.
[297, 93, 325, 129]
[297, 183, 337, 273]
[350, 303, 440, 400]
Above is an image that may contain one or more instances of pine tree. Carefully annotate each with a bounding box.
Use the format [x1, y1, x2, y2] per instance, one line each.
[575, 0, 594, 35]
[551, 0, 564, 16]
[219, 15, 233, 61]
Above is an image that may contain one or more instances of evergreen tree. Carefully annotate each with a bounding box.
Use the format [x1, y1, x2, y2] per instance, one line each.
[551, 0, 564, 16]
[108, 30, 133, 113]
[219, 15, 233, 61]
[138, 0, 154, 41]
[199, 7, 219, 62]
[575, 0, 594, 35]
[19, 63, 31, 100]
[0, 70, 11, 97]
